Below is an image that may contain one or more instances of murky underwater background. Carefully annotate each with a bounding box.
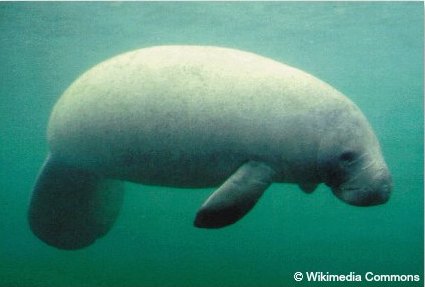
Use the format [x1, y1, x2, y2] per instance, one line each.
[0, 2, 423, 286]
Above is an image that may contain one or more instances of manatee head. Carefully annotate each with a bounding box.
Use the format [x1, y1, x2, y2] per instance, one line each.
[317, 103, 392, 207]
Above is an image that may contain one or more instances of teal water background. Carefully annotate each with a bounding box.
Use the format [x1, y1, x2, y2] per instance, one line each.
[0, 2, 423, 286]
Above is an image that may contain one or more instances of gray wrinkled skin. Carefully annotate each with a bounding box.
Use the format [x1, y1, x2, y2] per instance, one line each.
[29, 46, 391, 249]
[49, 46, 391, 203]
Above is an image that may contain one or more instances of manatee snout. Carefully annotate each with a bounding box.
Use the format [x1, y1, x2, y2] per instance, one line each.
[333, 168, 392, 207]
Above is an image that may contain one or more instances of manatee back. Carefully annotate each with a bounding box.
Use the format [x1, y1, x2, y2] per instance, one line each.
[47, 46, 348, 182]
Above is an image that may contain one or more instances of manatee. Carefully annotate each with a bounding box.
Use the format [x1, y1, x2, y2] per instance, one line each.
[28, 45, 392, 250]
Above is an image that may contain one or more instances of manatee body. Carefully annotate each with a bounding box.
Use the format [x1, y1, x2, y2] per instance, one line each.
[28, 46, 392, 250]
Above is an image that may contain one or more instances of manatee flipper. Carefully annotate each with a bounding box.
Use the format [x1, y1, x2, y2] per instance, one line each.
[28, 155, 124, 250]
[194, 161, 276, 228]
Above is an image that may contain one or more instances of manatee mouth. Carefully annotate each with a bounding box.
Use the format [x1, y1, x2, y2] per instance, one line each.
[330, 163, 392, 207]
[332, 172, 392, 207]
[333, 185, 391, 206]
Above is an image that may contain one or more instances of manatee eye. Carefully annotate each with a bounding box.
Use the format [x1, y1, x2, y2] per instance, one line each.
[339, 151, 357, 162]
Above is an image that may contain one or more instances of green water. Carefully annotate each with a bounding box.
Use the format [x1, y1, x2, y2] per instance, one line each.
[0, 2, 423, 287]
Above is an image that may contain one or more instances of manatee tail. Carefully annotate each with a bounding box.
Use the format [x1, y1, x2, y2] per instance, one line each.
[28, 154, 124, 250]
